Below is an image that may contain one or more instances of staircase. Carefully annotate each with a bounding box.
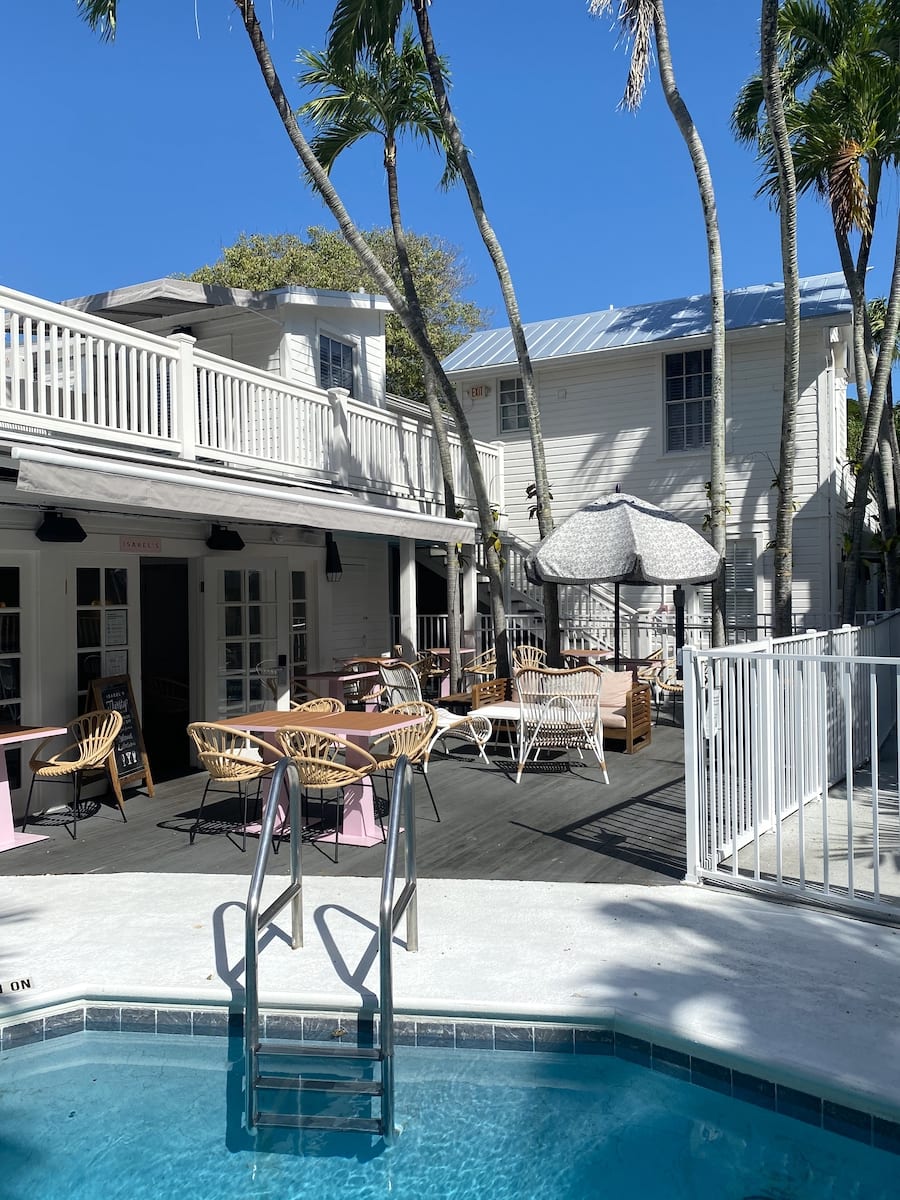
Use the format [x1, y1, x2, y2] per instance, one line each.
[243, 755, 418, 1143]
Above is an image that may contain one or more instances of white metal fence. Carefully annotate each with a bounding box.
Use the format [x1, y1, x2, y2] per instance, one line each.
[684, 614, 900, 919]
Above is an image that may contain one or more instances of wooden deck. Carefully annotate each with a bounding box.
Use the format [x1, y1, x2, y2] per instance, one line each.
[2, 723, 687, 885]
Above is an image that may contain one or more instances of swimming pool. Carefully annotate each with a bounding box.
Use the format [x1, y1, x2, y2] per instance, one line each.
[1, 1011, 897, 1199]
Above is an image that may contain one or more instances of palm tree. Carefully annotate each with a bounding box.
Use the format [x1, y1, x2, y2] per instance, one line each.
[75, 0, 513, 675]
[589, 0, 727, 645]
[328, 0, 563, 667]
[298, 29, 466, 684]
[760, 0, 802, 638]
[732, 0, 900, 622]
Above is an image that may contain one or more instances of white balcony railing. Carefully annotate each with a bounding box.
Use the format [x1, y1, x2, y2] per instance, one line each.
[1, 284, 502, 514]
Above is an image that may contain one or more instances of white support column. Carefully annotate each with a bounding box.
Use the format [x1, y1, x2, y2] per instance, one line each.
[327, 387, 351, 488]
[462, 551, 478, 650]
[398, 538, 418, 659]
[170, 332, 197, 461]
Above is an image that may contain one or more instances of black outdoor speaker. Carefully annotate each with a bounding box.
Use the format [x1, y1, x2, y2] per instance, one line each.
[35, 512, 87, 543]
[206, 524, 245, 552]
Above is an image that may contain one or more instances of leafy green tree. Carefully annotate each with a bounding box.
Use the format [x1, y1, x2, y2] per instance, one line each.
[328, 0, 562, 666]
[733, 0, 900, 618]
[189, 227, 487, 404]
[76, 0, 514, 675]
[589, 0, 727, 644]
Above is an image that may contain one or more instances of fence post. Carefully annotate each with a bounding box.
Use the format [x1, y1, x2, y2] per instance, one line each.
[682, 646, 703, 885]
[328, 387, 351, 487]
[170, 332, 196, 461]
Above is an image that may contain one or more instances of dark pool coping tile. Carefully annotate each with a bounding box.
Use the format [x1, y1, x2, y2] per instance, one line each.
[691, 1056, 732, 1096]
[121, 1006, 157, 1034]
[416, 1020, 456, 1048]
[615, 1033, 651, 1068]
[45, 1009, 85, 1040]
[732, 1070, 777, 1111]
[534, 1025, 574, 1054]
[2, 1017, 44, 1049]
[493, 1024, 535, 1052]
[874, 1116, 900, 1155]
[455, 1022, 494, 1050]
[85, 1005, 121, 1032]
[574, 1027, 614, 1056]
[777, 1084, 822, 1127]
[824, 1099, 872, 1144]
[393, 1019, 417, 1046]
[156, 1008, 193, 1035]
[651, 1043, 691, 1083]
[265, 1013, 304, 1040]
[191, 1009, 229, 1037]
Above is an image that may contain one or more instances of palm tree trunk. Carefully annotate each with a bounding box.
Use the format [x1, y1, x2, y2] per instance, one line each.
[234, 0, 511, 676]
[761, 0, 801, 639]
[842, 207, 900, 622]
[409, 0, 561, 667]
[652, 0, 727, 645]
[385, 141, 462, 685]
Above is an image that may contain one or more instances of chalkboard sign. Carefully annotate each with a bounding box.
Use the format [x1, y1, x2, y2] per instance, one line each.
[88, 674, 155, 812]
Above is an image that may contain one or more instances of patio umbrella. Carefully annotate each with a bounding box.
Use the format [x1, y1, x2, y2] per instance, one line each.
[525, 492, 722, 667]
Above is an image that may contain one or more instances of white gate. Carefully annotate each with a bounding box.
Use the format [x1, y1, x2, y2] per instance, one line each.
[684, 615, 900, 919]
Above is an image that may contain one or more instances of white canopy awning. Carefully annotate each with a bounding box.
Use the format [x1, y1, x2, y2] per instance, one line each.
[12, 447, 477, 544]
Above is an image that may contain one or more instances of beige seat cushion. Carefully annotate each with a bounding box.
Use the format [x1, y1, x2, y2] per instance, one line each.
[599, 671, 632, 728]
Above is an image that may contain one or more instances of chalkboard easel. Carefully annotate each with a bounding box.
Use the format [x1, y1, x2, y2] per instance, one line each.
[88, 674, 155, 816]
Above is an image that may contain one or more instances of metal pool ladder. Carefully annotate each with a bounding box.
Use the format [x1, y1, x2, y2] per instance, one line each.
[243, 754, 419, 1143]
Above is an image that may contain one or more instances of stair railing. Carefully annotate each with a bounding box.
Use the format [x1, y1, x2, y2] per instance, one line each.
[244, 755, 304, 1131]
[379, 753, 419, 1143]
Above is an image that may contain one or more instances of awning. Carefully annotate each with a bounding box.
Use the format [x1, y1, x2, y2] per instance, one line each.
[12, 447, 477, 544]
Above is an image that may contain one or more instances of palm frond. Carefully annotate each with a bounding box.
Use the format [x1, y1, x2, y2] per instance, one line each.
[75, 0, 117, 40]
[328, 0, 404, 68]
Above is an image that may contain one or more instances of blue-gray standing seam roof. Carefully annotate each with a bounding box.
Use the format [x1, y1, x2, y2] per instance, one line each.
[441, 272, 851, 373]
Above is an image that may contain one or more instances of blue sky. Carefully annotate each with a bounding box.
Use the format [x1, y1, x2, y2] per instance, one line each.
[3, 1, 894, 326]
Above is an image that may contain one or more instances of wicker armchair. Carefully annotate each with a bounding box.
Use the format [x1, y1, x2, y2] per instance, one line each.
[377, 661, 492, 771]
[370, 701, 440, 823]
[186, 722, 275, 853]
[513, 666, 609, 786]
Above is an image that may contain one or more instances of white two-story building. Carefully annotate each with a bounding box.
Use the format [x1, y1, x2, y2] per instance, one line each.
[0, 269, 856, 806]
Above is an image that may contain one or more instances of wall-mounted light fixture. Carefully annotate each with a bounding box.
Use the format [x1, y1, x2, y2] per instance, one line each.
[206, 524, 245, 552]
[325, 531, 343, 582]
[35, 510, 87, 543]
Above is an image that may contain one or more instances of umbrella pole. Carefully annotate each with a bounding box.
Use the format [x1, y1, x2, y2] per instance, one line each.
[614, 583, 620, 671]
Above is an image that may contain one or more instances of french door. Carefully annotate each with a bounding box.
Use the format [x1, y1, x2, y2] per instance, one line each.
[203, 558, 289, 718]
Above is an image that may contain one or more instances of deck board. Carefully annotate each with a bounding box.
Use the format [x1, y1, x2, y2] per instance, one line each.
[1, 723, 687, 884]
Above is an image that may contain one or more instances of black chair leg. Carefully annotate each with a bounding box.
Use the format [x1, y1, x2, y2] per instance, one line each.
[21, 777, 37, 832]
[190, 779, 212, 845]
[420, 767, 440, 823]
[68, 774, 82, 841]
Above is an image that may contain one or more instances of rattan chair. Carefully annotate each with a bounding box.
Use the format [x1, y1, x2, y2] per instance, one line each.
[186, 722, 276, 853]
[652, 659, 684, 724]
[461, 647, 497, 690]
[370, 701, 440, 824]
[276, 726, 377, 862]
[376, 661, 492, 771]
[512, 644, 547, 671]
[22, 709, 124, 840]
[513, 666, 609, 786]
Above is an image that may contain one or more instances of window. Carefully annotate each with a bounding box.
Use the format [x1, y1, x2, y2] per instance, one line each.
[498, 377, 528, 432]
[319, 334, 354, 396]
[75, 567, 129, 712]
[665, 349, 711, 452]
[699, 540, 756, 630]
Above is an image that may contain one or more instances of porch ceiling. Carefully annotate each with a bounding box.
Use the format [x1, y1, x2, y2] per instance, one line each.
[12, 447, 477, 544]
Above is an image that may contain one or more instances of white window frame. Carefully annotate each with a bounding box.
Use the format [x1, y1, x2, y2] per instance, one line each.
[498, 377, 528, 433]
[664, 348, 712, 453]
[319, 331, 356, 397]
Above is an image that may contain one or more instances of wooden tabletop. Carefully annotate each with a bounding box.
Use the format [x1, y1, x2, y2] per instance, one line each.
[218, 710, 417, 735]
[0, 722, 67, 746]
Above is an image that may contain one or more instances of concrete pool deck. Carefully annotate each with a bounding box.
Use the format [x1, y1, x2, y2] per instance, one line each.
[2, 872, 899, 1116]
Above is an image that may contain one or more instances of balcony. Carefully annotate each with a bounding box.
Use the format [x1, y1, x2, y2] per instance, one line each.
[1, 284, 502, 518]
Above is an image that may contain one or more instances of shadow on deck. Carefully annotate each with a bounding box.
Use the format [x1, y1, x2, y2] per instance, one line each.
[6, 723, 687, 885]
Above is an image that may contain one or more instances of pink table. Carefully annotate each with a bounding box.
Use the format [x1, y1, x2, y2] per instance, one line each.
[0, 723, 67, 852]
[295, 668, 379, 702]
[218, 709, 418, 847]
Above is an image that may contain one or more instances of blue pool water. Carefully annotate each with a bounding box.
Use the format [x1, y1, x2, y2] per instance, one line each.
[0, 1031, 895, 1199]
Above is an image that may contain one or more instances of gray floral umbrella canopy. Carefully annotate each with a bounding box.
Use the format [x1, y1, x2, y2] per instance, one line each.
[526, 492, 721, 586]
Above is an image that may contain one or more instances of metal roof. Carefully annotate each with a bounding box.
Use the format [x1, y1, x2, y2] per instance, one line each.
[441, 272, 851, 373]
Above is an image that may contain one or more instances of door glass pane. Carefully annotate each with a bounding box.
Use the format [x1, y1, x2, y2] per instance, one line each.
[0, 613, 20, 654]
[223, 571, 242, 603]
[105, 568, 128, 605]
[77, 611, 101, 648]
[77, 568, 101, 607]
[248, 571, 261, 602]
[224, 607, 243, 638]
[248, 606, 261, 636]
[0, 568, 20, 609]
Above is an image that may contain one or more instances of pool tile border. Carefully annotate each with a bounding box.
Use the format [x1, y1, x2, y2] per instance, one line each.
[3, 1002, 899, 1156]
